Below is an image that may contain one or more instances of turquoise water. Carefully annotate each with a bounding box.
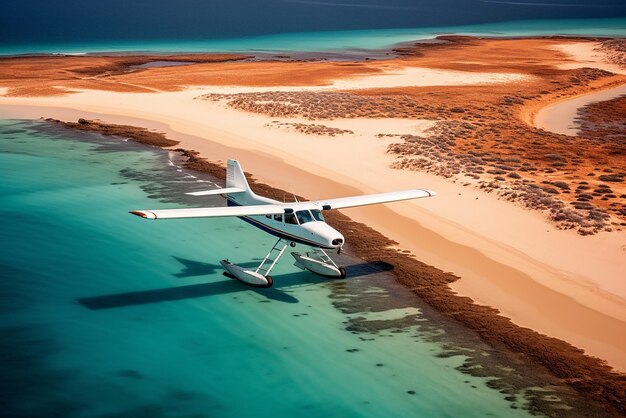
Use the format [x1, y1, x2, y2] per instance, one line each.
[1, 17, 624, 56]
[0, 118, 601, 417]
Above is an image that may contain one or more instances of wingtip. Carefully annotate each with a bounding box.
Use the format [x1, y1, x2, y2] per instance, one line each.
[129, 210, 157, 219]
[415, 189, 437, 197]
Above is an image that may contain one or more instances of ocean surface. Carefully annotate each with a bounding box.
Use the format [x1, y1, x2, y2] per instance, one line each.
[0, 117, 604, 417]
[0, 17, 624, 56]
[2, 0, 625, 47]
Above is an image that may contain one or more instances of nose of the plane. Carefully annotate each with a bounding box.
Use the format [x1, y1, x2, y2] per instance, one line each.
[304, 222, 344, 248]
[331, 236, 344, 247]
[324, 225, 344, 248]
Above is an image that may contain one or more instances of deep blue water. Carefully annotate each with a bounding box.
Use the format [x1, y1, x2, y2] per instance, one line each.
[0, 0, 624, 55]
[0, 117, 602, 417]
[2, 0, 625, 45]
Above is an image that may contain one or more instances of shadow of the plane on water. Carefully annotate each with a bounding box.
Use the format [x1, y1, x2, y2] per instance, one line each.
[77, 256, 394, 310]
[344, 261, 394, 278]
[78, 279, 299, 309]
[78, 257, 301, 309]
[172, 256, 221, 278]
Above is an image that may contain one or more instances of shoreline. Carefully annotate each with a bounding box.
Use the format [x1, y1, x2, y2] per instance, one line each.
[1, 34, 622, 74]
[34, 117, 626, 415]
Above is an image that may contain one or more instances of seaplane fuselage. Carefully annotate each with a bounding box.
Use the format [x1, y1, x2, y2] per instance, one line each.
[226, 191, 344, 250]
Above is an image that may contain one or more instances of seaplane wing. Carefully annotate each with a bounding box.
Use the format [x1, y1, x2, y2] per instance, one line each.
[130, 205, 284, 220]
[308, 189, 435, 211]
[130, 189, 435, 220]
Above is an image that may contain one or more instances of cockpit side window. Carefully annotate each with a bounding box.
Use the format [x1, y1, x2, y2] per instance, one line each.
[273, 214, 283, 222]
[284, 212, 298, 225]
[310, 209, 324, 222]
[296, 210, 314, 224]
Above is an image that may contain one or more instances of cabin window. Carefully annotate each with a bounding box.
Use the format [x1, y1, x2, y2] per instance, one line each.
[296, 210, 314, 224]
[265, 215, 272, 219]
[311, 209, 324, 222]
[273, 214, 283, 222]
[285, 212, 298, 225]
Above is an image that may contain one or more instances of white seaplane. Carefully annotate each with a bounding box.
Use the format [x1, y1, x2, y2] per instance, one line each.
[130, 160, 435, 288]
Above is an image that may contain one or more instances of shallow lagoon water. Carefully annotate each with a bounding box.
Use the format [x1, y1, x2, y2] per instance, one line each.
[0, 118, 591, 417]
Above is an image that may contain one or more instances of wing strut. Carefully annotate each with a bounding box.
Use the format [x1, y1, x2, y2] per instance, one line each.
[256, 238, 290, 277]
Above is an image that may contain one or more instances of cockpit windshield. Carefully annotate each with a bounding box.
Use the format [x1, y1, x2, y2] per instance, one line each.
[296, 210, 314, 224]
[310, 209, 324, 222]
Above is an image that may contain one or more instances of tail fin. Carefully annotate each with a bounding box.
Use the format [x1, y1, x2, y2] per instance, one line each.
[226, 160, 254, 196]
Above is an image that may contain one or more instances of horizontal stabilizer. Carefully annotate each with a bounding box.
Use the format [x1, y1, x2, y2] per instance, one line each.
[186, 187, 245, 196]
